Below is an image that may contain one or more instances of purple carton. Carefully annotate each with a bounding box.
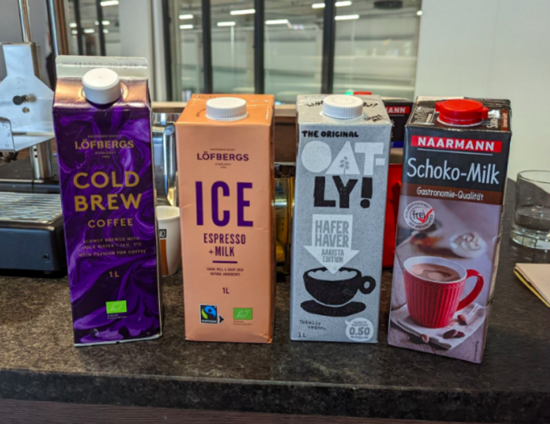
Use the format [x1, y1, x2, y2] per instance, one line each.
[53, 56, 162, 346]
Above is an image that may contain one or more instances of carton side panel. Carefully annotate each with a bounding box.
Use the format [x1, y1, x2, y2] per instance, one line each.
[176, 121, 274, 343]
[388, 102, 512, 363]
[54, 103, 161, 345]
[290, 109, 391, 343]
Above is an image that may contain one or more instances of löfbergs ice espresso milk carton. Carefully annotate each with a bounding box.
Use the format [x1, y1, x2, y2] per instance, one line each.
[176, 95, 275, 343]
[53, 57, 162, 346]
[290, 95, 391, 343]
[388, 97, 512, 363]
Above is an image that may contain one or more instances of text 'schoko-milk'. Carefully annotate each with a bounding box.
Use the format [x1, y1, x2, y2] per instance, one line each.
[53, 56, 162, 346]
[290, 95, 392, 343]
[176, 95, 275, 343]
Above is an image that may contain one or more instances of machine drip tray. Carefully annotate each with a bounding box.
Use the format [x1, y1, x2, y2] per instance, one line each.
[0, 192, 66, 273]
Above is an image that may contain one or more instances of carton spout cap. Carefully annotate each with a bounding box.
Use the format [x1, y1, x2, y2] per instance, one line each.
[82, 68, 121, 105]
[436, 99, 489, 126]
[323, 95, 363, 119]
[206, 97, 248, 121]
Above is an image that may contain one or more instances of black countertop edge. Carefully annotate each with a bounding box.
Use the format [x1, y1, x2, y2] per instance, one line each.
[4, 367, 550, 395]
[1, 369, 548, 423]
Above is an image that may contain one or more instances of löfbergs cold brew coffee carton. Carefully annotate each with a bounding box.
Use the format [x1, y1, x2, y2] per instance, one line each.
[176, 95, 275, 343]
[53, 56, 162, 346]
[290, 95, 391, 343]
[388, 97, 512, 363]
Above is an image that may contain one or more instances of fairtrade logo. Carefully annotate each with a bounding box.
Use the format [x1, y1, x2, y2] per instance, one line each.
[159, 229, 167, 239]
[200, 305, 223, 324]
[404, 200, 435, 230]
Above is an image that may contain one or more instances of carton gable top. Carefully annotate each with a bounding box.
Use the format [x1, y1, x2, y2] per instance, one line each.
[56, 56, 149, 79]
[408, 97, 512, 134]
[296, 94, 391, 126]
[53, 56, 150, 110]
[178, 94, 275, 126]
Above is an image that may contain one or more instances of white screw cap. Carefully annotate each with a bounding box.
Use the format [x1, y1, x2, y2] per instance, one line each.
[82, 68, 121, 105]
[206, 97, 247, 121]
[323, 95, 363, 119]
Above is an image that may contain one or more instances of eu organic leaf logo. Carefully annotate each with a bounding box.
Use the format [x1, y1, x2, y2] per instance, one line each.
[233, 308, 253, 320]
[106, 300, 127, 314]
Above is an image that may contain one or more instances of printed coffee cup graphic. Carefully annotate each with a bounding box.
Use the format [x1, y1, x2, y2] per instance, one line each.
[305, 267, 375, 304]
[403, 256, 484, 328]
[301, 267, 376, 317]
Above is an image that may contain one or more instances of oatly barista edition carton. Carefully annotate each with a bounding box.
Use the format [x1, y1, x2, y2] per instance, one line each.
[53, 56, 162, 346]
[388, 97, 512, 363]
[290, 95, 391, 343]
[177, 95, 275, 343]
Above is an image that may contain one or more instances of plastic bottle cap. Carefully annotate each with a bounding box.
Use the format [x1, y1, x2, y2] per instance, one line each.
[82, 68, 121, 105]
[206, 97, 247, 121]
[435, 99, 489, 126]
[323, 95, 363, 119]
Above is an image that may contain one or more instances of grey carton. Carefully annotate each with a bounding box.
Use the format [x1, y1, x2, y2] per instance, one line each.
[290, 94, 392, 343]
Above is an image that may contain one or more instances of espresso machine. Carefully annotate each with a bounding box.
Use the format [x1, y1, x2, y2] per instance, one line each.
[0, 0, 69, 273]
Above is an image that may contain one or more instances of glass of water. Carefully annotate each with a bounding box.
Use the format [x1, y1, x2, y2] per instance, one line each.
[512, 171, 550, 250]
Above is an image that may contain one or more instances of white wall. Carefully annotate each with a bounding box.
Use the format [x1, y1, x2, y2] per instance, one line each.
[415, 0, 550, 179]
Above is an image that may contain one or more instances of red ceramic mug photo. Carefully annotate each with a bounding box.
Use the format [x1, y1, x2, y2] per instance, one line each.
[403, 256, 484, 328]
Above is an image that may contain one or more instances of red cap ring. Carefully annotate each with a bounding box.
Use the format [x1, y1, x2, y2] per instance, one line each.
[435, 99, 489, 126]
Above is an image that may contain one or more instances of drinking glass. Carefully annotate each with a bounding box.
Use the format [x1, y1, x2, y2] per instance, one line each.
[511, 171, 550, 250]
